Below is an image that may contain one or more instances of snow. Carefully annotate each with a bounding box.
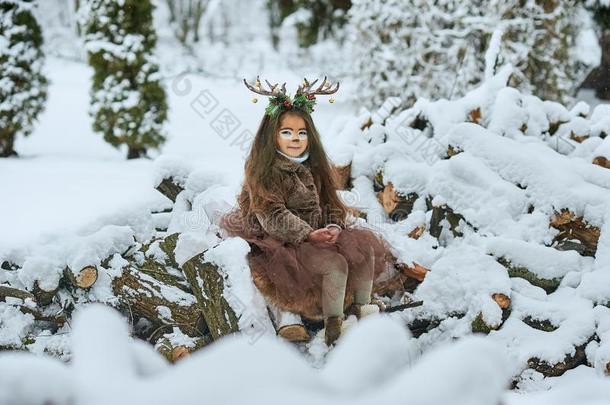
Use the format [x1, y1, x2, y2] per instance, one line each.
[0, 304, 514, 405]
[2, 1, 610, 403]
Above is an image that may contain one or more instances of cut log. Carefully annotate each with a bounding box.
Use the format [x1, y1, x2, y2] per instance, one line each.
[18, 305, 68, 327]
[569, 131, 588, 143]
[446, 144, 462, 158]
[155, 177, 184, 203]
[63, 265, 98, 289]
[373, 272, 409, 296]
[496, 257, 561, 294]
[377, 182, 418, 221]
[408, 312, 466, 338]
[154, 336, 208, 363]
[426, 197, 469, 239]
[135, 234, 191, 294]
[0, 285, 36, 303]
[156, 233, 180, 268]
[111, 263, 205, 340]
[550, 209, 600, 257]
[468, 107, 482, 124]
[522, 316, 558, 332]
[492, 293, 511, 310]
[552, 240, 588, 256]
[181, 253, 239, 340]
[593, 156, 610, 169]
[31, 281, 59, 306]
[471, 294, 512, 333]
[373, 260, 429, 297]
[527, 337, 593, 377]
[395, 261, 430, 282]
[408, 224, 426, 239]
[471, 308, 511, 334]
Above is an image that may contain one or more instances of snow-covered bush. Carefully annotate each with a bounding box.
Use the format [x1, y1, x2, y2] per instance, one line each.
[347, 0, 592, 109]
[0, 0, 48, 157]
[79, 0, 168, 159]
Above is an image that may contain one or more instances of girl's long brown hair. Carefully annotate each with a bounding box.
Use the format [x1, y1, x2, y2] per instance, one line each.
[239, 109, 348, 227]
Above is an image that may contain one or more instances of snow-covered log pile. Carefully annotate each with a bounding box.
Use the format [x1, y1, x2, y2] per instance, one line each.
[322, 62, 610, 381]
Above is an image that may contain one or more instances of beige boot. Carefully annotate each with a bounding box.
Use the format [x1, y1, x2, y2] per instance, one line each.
[277, 324, 310, 343]
[324, 315, 343, 346]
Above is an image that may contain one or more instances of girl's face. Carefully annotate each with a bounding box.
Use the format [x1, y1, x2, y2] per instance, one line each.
[276, 113, 308, 157]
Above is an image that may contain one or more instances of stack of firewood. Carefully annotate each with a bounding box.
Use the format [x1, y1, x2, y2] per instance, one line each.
[340, 100, 608, 379]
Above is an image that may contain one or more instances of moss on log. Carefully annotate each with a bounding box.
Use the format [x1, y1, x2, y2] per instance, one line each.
[496, 257, 561, 294]
[181, 253, 239, 340]
[112, 263, 205, 339]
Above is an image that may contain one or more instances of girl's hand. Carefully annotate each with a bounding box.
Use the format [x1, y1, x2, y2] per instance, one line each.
[307, 228, 333, 243]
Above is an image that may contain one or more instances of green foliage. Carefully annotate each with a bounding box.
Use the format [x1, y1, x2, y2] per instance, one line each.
[0, 0, 48, 157]
[263, 92, 316, 117]
[80, 0, 168, 158]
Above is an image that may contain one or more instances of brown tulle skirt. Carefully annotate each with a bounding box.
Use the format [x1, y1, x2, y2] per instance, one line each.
[218, 208, 396, 320]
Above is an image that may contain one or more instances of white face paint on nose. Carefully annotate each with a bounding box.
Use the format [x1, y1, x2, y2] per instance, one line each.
[277, 114, 308, 157]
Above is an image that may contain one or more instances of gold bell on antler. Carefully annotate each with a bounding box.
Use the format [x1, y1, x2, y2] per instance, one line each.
[329, 98, 335, 103]
[251, 97, 258, 103]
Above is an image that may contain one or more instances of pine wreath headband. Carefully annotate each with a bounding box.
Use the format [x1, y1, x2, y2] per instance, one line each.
[243, 76, 340, 117]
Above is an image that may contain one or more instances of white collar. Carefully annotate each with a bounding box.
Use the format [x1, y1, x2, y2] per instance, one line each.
[276, 149, 309, 163]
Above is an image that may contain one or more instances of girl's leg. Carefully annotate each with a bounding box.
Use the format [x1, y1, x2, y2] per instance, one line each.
[299, 247, 348, 317]
[321, 254, 348, 317]
[349, 244, 375, 305]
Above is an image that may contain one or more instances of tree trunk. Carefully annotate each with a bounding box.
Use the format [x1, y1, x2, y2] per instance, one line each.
[155, 177, 185, 203]
[528, 337, 594, 377]
[0, 286, 36, 303]
[181, 253, 239, 340]
[111, 263, 206, 340]
[0, 129, 17, 157]
[31, 281, 59, 306]
[127, 146, 147, 159]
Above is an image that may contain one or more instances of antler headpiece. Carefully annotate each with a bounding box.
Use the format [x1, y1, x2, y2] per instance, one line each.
[243, 76, 339, 117]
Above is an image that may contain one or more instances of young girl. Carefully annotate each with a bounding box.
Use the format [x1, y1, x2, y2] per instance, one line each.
[219, 77, 395, 346]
